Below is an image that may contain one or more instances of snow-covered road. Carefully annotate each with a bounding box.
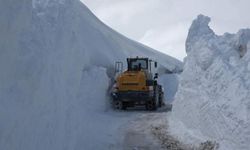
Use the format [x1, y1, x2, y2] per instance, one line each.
[107, 108, 184, 150]
[113, 108, 218, 150]
[122, 111, 166, 150]
[108, 109, 168, 150]
[74, 68, 180, 149]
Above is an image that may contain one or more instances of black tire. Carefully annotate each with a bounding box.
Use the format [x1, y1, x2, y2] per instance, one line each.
[158, 92, 163, 107]
[158, 85, 164, 107]
[146, 100, 157, 111]
[121, 102, 127, 110]
[154, 85, 160, 109]
[113, 101, 122, 110]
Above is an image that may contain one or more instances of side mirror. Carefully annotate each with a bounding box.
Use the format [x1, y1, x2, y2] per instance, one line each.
[154, 62, 157, 68]
[154, 73, 158, 79]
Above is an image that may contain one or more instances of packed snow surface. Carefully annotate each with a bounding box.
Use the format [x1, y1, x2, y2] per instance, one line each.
[0, 0, 182, 150]
[171, 15, 250, 150]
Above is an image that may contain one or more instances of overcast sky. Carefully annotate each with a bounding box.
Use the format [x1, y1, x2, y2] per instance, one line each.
[80, 0, 250, 61]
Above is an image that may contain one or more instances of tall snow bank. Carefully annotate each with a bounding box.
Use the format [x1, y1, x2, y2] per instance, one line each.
[0, 0, 182, 149]
[171, 15, 250, 150]
[159, 74, 179, 102]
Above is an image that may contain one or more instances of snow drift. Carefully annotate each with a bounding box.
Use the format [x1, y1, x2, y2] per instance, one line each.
[171, 15, 250, 150]
[0, 0, 182, 150]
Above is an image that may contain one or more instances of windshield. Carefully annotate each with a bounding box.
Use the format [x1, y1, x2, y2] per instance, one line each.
[128, 59, 148, 71]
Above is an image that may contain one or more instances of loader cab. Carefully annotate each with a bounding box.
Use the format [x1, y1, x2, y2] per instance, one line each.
[114, 57, 158, 77]
[127, 57, 158, 73]
[127, 58, 148, 71]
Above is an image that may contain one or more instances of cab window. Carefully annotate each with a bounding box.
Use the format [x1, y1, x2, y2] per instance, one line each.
[128, 59, 148, 71]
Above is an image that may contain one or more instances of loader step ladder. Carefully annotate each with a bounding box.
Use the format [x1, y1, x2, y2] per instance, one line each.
[115, 61, 123, 75]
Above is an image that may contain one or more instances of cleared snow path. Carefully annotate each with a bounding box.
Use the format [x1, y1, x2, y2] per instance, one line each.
[72, 68, 216, 150]
[122, 111, 173, 150]
[122, 111, 165, 150]
[118, 111, 218, 150]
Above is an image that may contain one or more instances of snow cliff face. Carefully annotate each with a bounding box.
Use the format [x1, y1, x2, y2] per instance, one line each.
[0, 0, 182, 150]
[172, 15, 250, 150]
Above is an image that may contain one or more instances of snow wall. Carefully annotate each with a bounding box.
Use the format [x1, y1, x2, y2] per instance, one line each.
[171, 15, 250, 150]
[0, 0, 182, 150]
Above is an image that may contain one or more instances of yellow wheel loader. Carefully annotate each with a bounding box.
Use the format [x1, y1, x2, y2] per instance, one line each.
[111, 57, 164, 110]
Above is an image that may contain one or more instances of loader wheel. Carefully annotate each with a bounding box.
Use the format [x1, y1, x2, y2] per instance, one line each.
[159, 94, 163, 107]
[146, 100, 156, 111]
[113, 101, 126, 110]
[122, 102, 127, 110]
[114, 101, 122, 110]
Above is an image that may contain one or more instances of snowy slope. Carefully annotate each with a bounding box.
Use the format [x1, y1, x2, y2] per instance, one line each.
[171, 15, 250, 150]
[0, 0, 182, 150]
